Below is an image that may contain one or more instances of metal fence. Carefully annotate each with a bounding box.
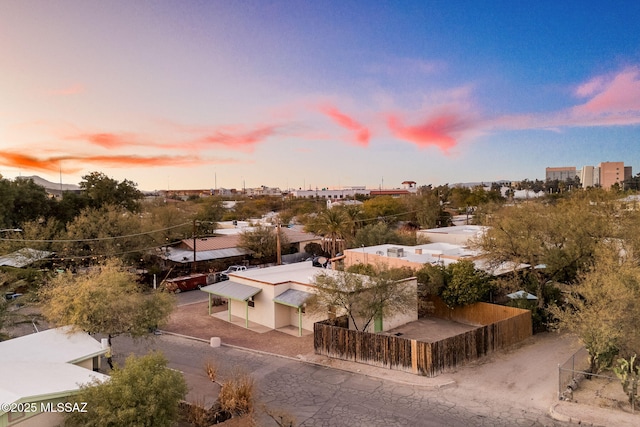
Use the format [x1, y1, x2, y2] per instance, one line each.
[558, 346, 590, 399]
[557, 346, 619, 401]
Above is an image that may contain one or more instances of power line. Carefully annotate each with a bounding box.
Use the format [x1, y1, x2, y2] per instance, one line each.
[0, 222, 192, 243]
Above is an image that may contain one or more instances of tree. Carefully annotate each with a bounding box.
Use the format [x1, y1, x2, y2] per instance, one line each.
[474, 193, 612, 307]
[308, 267, 415, 332]
[550, 246, 640, 373]
[0, 176, 55, 228]
[54, 190, 90, 226]
[11, 177, 54, 224]
[141, 200, 192, 247]
[239, 225, 289, 262]
[62, 205, 145, 262]
[416, 260, 493, 308]
[361, 196, 406, 225]
[409, 192, 442, 229]
[353, 222, 415, 247]
[40, 259, 174, 344]
[64, 352, 187, 427]
[440, 260, 493, 307]
[195, 198, 225, 230]
[80, 171, 143, 212]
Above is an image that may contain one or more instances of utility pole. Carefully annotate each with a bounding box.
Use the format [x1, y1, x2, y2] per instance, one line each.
[276, 222, 282, 265]
[192, 219, 197, 273]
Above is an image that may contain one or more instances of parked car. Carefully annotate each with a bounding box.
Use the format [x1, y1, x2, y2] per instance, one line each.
[218, 265, 247, 281]
[5, 292, 23, 301]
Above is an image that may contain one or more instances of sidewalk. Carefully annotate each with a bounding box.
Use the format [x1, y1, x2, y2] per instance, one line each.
[165, 301, 638, 427]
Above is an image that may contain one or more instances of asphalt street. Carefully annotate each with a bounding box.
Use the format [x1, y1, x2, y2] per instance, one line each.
[114, 333, 571, 427]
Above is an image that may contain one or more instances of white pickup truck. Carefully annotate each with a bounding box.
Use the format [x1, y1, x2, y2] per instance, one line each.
[218, 265, 247, 281]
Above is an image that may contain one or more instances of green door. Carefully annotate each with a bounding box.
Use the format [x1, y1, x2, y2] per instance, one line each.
[374, 314, 383, 333]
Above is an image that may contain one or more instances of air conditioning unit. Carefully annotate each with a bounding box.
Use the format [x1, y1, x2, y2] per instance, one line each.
[387, 247, 404, 257]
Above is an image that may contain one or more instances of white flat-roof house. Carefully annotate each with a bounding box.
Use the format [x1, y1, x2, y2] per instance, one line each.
[0, 327, 108, 427]
[417, 225, 487, 245]
[200, 261, 418, 335]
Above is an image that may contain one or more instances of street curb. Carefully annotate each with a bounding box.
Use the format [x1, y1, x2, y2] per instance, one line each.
[158, 330, 456, 390]
[548, 402, 597, 426]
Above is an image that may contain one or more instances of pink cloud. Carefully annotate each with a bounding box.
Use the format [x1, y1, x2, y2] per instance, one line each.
[47, 84, 85, 96]
[68, 122, 283, 153]
[0, 152, 64, 173]
[0, 151, 236, 174]
[77, 132, 141, 149]
[320, 106, 371, 146]
[573, 67, 640, 115]
[387, 112, 475, 152]
[74, 154, 237, 168]
[489, 67, 640, 131]
[189, 124, 280, 152]
[575, 76, 606, 98]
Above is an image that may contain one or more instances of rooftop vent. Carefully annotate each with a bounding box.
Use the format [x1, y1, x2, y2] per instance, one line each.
[387, 247, 404, 258]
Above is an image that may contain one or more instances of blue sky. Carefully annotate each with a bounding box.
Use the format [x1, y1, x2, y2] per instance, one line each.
[1, 1, 639, 190]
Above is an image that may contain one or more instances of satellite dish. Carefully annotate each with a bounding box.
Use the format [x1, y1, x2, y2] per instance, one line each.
[317, 257, 328, 265]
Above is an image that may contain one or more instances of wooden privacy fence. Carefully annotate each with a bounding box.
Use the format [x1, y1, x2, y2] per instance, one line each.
[314, 301, 532, 377]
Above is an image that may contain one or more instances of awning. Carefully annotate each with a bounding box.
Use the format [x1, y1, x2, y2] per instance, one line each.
[0, 248, 53, 268]
[506, 290, 538, 300]
[273, 289, 312, 308]
[200, 281, 261, 301]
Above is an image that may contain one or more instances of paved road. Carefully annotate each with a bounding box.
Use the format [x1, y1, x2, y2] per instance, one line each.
[174, 288, 210, 306]
[115, 334, 571, 427]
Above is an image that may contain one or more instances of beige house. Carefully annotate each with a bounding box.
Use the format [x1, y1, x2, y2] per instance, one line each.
[0, 327, 108, 427]
[343, 240, 525, 277]
[200, 261, 418, 336]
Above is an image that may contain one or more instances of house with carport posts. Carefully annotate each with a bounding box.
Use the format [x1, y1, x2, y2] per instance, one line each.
[200, 261, 418, 336]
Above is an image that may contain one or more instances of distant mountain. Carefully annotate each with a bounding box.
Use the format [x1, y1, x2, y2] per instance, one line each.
[21, 175, 80, 192]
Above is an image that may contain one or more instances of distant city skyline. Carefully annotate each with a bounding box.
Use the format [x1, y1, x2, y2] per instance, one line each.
[1, 1, 640, 191]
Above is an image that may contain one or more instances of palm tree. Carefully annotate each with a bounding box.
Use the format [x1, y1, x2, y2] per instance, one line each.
[316, 209, 349, 258]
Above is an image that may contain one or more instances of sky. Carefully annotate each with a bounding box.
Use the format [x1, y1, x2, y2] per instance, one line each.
[1, 1, 640, 191]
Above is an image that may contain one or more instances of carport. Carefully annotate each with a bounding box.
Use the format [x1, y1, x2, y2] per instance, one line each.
[200, 281, 262, 328]
[273, 289, 312, 337]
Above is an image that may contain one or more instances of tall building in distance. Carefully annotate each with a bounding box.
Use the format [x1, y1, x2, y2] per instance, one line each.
[547, 162, 632, 189]
[545, 167, 578, 181]
[598, 161, 625, 189]
[579, 166, 597, 188]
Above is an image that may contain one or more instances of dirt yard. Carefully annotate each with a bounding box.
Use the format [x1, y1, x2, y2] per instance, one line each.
[571, 373, 636, 414]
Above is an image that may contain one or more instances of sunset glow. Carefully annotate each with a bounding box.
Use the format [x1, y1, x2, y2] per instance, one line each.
[1, 1, 638, 190]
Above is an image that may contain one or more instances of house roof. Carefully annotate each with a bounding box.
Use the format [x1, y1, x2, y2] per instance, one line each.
[201, 280, 262, 301]
[182, 235, 242, 251]
[0, 248, 53, 268]
[273, 289, 312, 308]
[0, 327, 109, 411]
[162, 247, 251, 263]
[230, 261, 334, 285]
[280, 227, 321, 244]
[0, 326, 106, 364]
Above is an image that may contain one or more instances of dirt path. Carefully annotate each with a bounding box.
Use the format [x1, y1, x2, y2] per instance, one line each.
[446, 332, 583, 412]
